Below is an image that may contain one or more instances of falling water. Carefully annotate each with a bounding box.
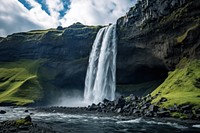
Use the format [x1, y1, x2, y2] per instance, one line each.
[84, 24, 117, 104]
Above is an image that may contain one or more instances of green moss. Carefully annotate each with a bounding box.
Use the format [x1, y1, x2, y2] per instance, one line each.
[176, 24, 199, 43]
[0, 60, 43, 106]
[15, 119, 31, 126]
[151, 58, 200, 108]
[171, 112, 188, 119]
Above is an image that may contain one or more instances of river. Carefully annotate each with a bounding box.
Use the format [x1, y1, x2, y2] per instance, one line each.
[0, 107, 200, 133]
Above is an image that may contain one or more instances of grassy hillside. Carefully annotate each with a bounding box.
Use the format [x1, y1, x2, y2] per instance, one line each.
[151, 58, 200, 109]
[0, 60, 43, 106]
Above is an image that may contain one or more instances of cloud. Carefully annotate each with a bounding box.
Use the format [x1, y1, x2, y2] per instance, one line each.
[0, 0, 42, 37]
[45, 0, 64, 19]
[0, 0, 136, 37]
[60, 0, 136, 26]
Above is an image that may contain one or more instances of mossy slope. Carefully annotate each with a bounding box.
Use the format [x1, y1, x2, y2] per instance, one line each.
[0, 60, 42, 106]
[151, 58, 200, 108]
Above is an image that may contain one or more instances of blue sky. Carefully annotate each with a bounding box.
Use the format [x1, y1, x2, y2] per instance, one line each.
[0, 0, 136, 37]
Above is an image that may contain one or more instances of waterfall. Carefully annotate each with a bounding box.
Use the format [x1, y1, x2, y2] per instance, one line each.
[84, 24, 117, 104]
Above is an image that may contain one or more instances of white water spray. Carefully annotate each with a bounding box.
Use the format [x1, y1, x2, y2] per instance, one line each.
[84, 24, 117, 104]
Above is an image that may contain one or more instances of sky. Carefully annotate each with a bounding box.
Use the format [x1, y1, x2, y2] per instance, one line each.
[0, 0, 136, 37]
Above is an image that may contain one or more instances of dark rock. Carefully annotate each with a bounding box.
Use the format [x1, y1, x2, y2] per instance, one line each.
[9, 127, 17, 132]
[157, 111, 170, 117]
[103, 99, 110, 103]
[18, 125, 29, 130]
[132, 109, 140, 114]
[24, 110, 29, 113]
[0, 110, 6, 114]
[149, 105, 159, 112]
[159, 97, 168, 103]
[123, 104, 131, 110]
[56, 26, 63, 30]
[181, 104, 193, 111]
[24, 115, 32, 122]
[129, 94, 138, 101]
[115, 97, 125, 108]
[88, 104, 98, 111]
[117, 108, 122, 113]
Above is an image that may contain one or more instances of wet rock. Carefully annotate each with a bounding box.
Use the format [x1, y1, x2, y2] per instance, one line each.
[132, 109, 140, 114]
[9, 127, 17, 132]
[157, 111, 170, 117]
[103, 99, 110, 103]
[149, 105, 159, 112]
[115, 97, 125, 108]
[117, 108, 122, 113]
[18, 125, 29, 130]
[24, 115, 32, 123]
[0, 110, 6, 114]
[89, 104, 98, 111]
[129, 94, 138, 101]
[159, 97, 168, 103]
[24, 110, 29, 113]
[123, 104, 131, 110]
[181, 104, 193, 111]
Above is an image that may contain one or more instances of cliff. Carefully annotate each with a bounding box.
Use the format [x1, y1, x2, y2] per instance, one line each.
[0, 23, 101, 105]
[116, 0, 200, 95]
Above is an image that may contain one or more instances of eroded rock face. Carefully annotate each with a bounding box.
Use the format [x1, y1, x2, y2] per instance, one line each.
[116, 0, 200, 91]
[0, 23, 101, 105]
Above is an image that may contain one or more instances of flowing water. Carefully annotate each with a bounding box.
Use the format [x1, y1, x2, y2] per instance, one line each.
[84, 24, 117, 104]
[0, 107, 200, 133]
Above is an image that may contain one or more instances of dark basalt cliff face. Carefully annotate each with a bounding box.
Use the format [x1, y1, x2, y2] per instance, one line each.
[116, 0, 200, 95]
[0, 0, 199, 105]
[0, 23, 101, 105]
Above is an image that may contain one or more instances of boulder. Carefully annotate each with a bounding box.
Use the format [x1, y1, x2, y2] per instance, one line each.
[181, 104, 193, 111]
[149, 105, 159, 112]
[0, 110, 6, 114]
[157, 111, 170, 117]
[159, 97, 168, 103]
[24, 115, 32, 123]
[115, 97, 125, 108]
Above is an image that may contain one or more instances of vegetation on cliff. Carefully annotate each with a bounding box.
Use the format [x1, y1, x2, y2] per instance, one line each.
[0, 60, 43, 106]
[151, 58, 200, 109]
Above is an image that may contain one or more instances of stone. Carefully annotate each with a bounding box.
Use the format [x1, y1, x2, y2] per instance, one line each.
[159, 97, 168, 103]
[157, 111, 170, 117]
[89, 104, 98, 111]
[56, 26, 63, 30]
[132, 109, 140, 114]
[24, 110, 29, 113]
[149, 105, 159, 112]
[115, 97, 125, 108]
[117, 108, 122, 113]
[129, 94, 138, 101]
[0, 110, 6, 114]
[18, 125, 29, 130]
[24, 115, 32, 122]
[181, 104, 193, 111]
[9, 127, 17, 132]
[103, 99, 110, 103]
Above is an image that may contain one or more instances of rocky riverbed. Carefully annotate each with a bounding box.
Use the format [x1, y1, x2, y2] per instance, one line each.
[0, 104, 200, 133]
[0, 115, 59, 133]
[39, 94, 200, 120]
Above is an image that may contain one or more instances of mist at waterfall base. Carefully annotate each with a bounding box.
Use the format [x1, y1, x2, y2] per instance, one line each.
[53, 24, 117, 107]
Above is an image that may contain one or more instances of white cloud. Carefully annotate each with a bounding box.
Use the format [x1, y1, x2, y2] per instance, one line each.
[25, 0, 59, 28]
[0, 0, 41, 37]
[45, 0, 64, 19]
[0, 0, 136, 37]
[60, 0, 136, 26]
